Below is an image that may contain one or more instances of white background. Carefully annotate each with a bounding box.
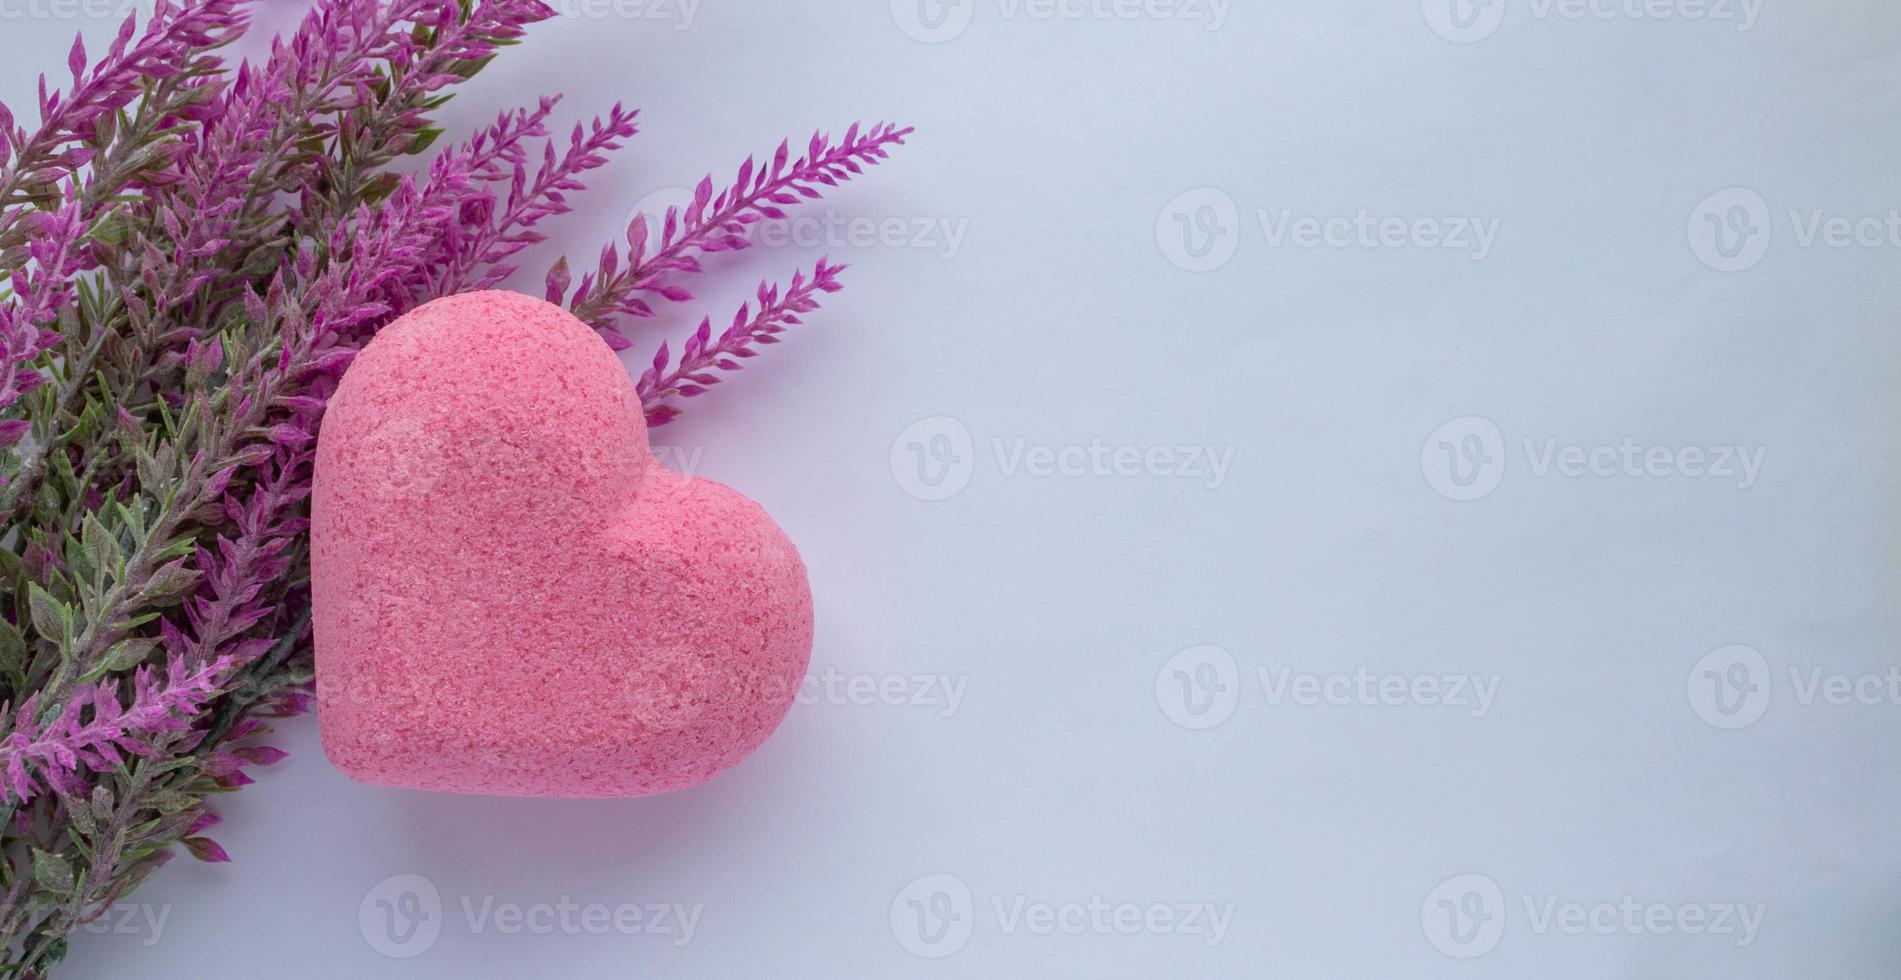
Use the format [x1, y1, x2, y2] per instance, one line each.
[5, 0, 1901, 976]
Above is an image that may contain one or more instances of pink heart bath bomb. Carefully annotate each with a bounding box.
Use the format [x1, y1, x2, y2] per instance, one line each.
[312, 291, 813, 797]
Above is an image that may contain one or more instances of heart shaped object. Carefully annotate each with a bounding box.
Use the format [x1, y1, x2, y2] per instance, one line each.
[312, 291, 813, 797]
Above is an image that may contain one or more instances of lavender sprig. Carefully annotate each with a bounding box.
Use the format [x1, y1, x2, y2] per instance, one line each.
[0, 0, 552, 530]
[0, 0, 248, 458]
[424, 100, 638, 299]
[556, 122, 911, 337]
[634, 258, 848, 427]
[0, 0, 250, 222]
[0, 197, 85, 428]
[0, 656, 231, 806]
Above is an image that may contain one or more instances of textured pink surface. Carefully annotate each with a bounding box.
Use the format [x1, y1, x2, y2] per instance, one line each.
[311, 291, 813, 797]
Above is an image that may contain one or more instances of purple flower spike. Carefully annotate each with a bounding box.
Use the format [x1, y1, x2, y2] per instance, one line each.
[0, 656, 234, 806]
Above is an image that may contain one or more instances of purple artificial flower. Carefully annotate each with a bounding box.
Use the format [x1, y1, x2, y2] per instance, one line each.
[0, 656, 234, 805]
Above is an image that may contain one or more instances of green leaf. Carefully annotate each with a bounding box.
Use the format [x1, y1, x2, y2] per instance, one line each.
[48, 441, 79, 493]
[107, 611, 162, 632]
[81, 636, 160, 683]
[405, 127, 445, 156]
[0, 618, 27, 692]
[142, 790, 196, 815]
[30, 849, 74, 895]
[152, 535, 198, 563]
[450, 54, 496, 79]
[111, 854, 170, 896]
[63, 797, 97, 837]
[138, 558, 198, 603]
[90, 209, 136, 245]
[26, 584, 70, 642]
[133, 448, 163, 494]
[79, 517, 116, 575]
[238, 244, 286, 279]
[360, 172, 402, 205]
